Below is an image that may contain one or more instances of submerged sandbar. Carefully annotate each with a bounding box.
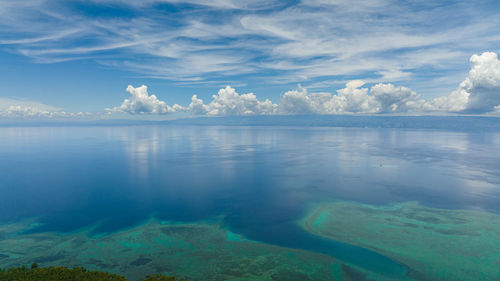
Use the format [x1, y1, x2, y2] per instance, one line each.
[300, 201, 500, 281]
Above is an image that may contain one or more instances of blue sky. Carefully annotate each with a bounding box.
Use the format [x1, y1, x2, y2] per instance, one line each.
[1, 0, 500, 119]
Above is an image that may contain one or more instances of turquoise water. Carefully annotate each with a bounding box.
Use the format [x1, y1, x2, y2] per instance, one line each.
[1, 125, 500, 279]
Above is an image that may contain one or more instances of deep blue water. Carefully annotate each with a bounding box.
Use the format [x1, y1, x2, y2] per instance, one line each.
[1, 125, 500, 276]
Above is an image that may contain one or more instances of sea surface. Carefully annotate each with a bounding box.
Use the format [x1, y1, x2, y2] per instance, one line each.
[1, 124, 500, 279]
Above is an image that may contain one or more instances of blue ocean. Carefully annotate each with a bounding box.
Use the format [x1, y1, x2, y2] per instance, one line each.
[1, 119, 500, 280]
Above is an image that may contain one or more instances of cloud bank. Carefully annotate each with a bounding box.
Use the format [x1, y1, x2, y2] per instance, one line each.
[0, 98, 90, 119]
[107, 52, 500, 117]
[3, 52, 499, 119]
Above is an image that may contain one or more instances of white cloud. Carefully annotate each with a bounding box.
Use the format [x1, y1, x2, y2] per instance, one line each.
[278, 85, 321, 114]
[0, 98, 90, 119]
[0, 98, 61, 111]
[107, 85, 186, 115]
[279, 81, 424, 114]
[278, 81, 366, 115]
[370, 83, 423, 113]
[1, 106, 88, 118]
[279, 52, 500, 115]
[107, 85, 277, 116]
[336, 80, 378, 113]
[461, 52, 500, 113]
[106, 52, 500, 117]
[90, 0, 276, 10]
[188, 94, 207, 115]
[424, 52, 500, 113]
[492, 105, 500, 116]
[423, 88, 469, 113]
[2, 0, 500, 87]
[188, 86, 277, 116]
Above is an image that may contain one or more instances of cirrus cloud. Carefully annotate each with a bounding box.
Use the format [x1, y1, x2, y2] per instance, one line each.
[1, 0, 499, 89]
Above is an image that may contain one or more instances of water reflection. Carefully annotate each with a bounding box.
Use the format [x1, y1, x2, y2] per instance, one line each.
[1, 125, 500, 233]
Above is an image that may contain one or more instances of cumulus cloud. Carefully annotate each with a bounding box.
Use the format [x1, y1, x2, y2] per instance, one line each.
[188, 86, 277, 116]
[5, 51, 499, 120]
[108, 85, 277, 116]
[107, 52, 500, 117]
[280, 52, 500, 115]
[424, 52, 500, 113]
[423, 88, 469, 113]
[279, 81, 374, 114]
[278, 85, 322, 114]
[279, 81, 424, 114]
[335, 80, 379, 113]
[459, 52, 500, 113]
[370, 83, 424, 113]
[107, 85, 186, 115]
[487, 105, 500, 116]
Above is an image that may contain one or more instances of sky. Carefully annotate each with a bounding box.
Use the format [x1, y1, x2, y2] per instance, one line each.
[1, 0, 500, 120]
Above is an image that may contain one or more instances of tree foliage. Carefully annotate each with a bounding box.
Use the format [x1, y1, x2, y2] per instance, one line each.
[0, 266, 186, 281]
[139, 274, 187, 281]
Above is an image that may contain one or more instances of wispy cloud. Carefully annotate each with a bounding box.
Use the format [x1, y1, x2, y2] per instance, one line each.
[1, 0, 499, 89]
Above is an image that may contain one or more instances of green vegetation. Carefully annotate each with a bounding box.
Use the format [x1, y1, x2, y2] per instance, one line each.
[0, 265, 187, 281]
[301, 201, 500, 281]
[0, 266, 126, 281]
[140, 274, 186, 281]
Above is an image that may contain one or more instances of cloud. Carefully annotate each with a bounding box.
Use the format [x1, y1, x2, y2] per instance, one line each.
[1, 106, 88, 118]
[279, 81, 425, 115]
[460, 52, 500, 113]
[278, 85, 320, 114]
[423, 52, 500, 113]
[107, 85, 186, 115]
[493, 105, 500, 115]
[1, 0, 500, 88]
[108, 52, 500, 117]
[188, 86, 277, 116]
[90, 0, 277, 10]
[0, 98, 61, 111]
[107, 85, 277, 116]
[279, 52, 500, 115]
[423, 88, 469, 113]
[0, 98, 90, 119]
[370, 83, 423, 113]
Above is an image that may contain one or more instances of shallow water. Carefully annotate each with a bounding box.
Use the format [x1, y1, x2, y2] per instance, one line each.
[1, 125, 500, 279]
